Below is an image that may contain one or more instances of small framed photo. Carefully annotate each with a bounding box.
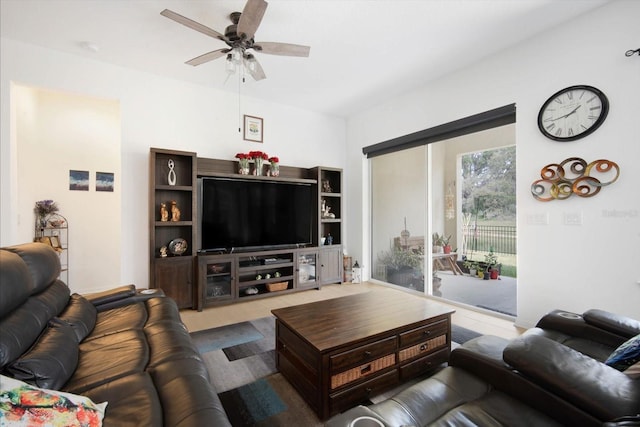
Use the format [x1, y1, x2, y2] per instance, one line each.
[69, 170, 89, 191]
[243, 115, 263, 143]
[96, 172, 114, 192]
[49, 236, 60, 248]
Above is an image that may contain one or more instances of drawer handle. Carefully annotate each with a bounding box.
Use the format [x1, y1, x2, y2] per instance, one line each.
[425, 361, 432, 367]
[364, 350, 372, 357]
[365, 387, 372, 395]
[423, 330, 431, 336]
[361, 364, 372, 375]
[419, 344, 427, 352]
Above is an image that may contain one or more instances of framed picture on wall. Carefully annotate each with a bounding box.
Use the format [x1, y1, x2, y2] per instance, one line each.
[243, 115, 263, 143]
[96, 172, 114, 192]
[69, 170, 89, 191]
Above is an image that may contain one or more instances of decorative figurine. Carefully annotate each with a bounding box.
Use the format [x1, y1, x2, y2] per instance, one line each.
[160, 246, 168, 258]
[167, 159, 176, 186]
[160, 202, 169, 222]
[170, 201, 181, 222]
[322, 179, 332, 193]
[326, 233, 333, 245]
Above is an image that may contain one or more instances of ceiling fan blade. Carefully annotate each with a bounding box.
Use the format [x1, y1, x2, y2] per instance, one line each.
[237, 0, 268, 40]
[186, 48, 229, 66]
[254, 42, 310, 57]
[161, 9, 226, 41]
[244, 55, 267, 81]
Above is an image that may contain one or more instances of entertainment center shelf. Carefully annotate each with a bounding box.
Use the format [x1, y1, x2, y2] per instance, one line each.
[150, 149, 343, 310]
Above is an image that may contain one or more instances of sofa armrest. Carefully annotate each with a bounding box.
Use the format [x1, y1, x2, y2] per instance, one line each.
[583, 309, 640, 339]
[450, 336, 602, 427]
[536, 310, 629, 348]
[84, 285, 136, 306]
[503, 334, 640, 422]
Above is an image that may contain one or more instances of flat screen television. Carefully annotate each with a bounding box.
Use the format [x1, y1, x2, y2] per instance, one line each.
[199, 177, 313, 252]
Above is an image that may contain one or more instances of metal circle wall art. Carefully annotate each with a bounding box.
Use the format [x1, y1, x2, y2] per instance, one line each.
[531, 157, 619, 202]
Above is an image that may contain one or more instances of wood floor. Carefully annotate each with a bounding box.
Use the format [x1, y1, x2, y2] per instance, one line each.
[180, 282, 524, 340]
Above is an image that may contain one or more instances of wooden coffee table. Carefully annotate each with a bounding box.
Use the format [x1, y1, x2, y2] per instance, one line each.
[272, 291, 454, 419]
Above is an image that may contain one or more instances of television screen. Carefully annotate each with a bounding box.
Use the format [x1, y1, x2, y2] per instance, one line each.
[200, 177, 313, 251]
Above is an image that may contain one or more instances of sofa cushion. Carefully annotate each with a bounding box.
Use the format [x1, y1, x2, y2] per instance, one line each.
[0, 281, 70, 369]
[5, 319, 79, 390]
[5, 243, 61, 294]
[0, 374, 106, 426]
[605, 334, 640, 371]
[59, 294, 97, 342]
[87, 303, 148, 340]
[64, 329, 149, 394]
[81, 373, 162, 427]
[0, 250, 33, 317]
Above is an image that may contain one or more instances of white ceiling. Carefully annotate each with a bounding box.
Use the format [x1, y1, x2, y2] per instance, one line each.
[1, 0, 609, 118]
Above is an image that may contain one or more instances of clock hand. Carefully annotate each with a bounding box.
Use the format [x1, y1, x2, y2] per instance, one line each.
[550, 105, 582, 121]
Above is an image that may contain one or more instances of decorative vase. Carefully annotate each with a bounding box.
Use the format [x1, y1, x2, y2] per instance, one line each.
[238, 161, 250, 175]
[268, 162, 280, 177]
[38, 216, 48, 228]
[253, 158, 264, 176]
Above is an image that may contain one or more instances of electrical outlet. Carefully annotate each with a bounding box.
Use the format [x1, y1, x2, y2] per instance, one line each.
[564, 212, 583, 226]
[526, 213, 549, 225]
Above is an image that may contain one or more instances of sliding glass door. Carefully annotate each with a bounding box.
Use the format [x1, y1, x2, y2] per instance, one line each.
[370, 146, 427, 292]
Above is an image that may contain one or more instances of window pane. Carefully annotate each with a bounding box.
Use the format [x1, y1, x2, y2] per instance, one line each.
[371, 146, 426, 292]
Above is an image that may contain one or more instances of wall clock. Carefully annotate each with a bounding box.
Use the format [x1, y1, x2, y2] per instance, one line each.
[537, 85, 609, 141]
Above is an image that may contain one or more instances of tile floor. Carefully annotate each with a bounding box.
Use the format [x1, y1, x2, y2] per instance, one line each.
[180, 282, 525, 340]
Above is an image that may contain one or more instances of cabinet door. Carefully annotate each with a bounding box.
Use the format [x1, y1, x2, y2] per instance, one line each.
[297, 250, 319, 289]
[319, 246, 343, 285]
[154, 257, 194, 309]
[198, 256, 236, 310]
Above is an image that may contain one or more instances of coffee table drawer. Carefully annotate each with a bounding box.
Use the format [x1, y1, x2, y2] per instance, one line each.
[329, 369, 399, 416]
[398, 334, 447, 362]
[331, 353, 396, 390]
[399, 319, 449, 348]
[330, 336, 396, 372]
[400, 347, 450, 380]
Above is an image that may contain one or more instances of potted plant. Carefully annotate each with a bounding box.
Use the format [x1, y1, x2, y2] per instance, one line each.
[378, 247, 424, 287]
[441, 235, 452, 254]
[463, 259, 479, 277]
[432, 233, 443, 253]
[484, 249, 499, 279]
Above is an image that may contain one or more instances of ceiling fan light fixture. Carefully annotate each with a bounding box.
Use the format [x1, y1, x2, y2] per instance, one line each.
[225, 54, 236, 74]
[244, 53, 258, 73]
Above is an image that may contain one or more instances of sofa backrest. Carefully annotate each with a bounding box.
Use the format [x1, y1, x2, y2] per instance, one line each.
[0, 243, 70, 369]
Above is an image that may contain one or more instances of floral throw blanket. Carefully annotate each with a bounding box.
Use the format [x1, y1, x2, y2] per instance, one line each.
[0, 375, 107, 426]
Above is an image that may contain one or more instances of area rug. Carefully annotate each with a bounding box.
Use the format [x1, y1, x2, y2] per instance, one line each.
[191, 316, 482, 425]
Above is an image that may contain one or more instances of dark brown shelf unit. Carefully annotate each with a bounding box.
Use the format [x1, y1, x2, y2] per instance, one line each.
[149, 148, 197, 309]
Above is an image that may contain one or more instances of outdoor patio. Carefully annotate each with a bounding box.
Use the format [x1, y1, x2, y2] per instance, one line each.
[435, 270, 517, 317]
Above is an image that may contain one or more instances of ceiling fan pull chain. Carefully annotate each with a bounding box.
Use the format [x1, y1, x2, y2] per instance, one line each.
[238, 69, 242, 134]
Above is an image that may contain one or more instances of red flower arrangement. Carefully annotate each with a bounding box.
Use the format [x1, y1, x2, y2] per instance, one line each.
[235, 153, 250, 160]
[248, 151, 269, 160]
[268, 156, 279, 164]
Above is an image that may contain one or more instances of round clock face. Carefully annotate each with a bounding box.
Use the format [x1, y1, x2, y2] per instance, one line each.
[537, 85, 609, 141]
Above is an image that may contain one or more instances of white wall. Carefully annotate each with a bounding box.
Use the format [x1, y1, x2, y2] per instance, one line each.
[347, 0, 640, 326]
[14, 85, 121, 292]
[1, 38, 346, 293]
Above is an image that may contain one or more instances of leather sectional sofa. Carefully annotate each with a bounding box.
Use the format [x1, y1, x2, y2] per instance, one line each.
[0, 243, 231, 426]
[327, 309, 640, 427]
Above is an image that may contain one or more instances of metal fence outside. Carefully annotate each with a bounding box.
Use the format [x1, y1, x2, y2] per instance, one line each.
[464, 224, 516, 255]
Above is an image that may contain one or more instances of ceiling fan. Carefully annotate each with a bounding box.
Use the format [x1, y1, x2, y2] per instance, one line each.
[161, 0, 310, 81]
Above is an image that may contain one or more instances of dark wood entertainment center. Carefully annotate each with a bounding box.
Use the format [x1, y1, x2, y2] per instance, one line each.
[149, 148, 344, 310]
